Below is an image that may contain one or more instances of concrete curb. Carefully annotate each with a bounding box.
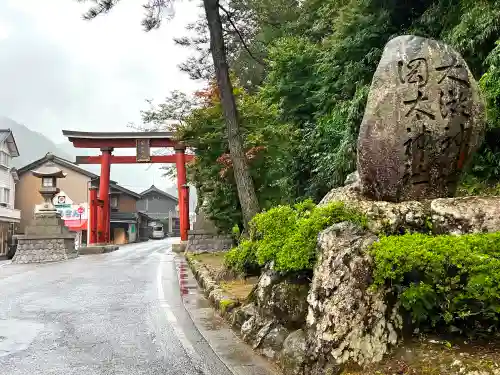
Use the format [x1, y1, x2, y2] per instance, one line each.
[185, 254, 240, 315]
[79, 245, 119, 255]
[172, 242, 187, 254]
[180, 254, 281, 375]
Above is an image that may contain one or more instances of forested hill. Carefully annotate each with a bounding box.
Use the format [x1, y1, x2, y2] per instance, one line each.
[138, 0, 500, 230]
[0, 116, 73, 168]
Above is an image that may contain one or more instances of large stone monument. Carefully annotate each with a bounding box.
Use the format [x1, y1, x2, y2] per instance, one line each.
[12, 164, 77, 264]
[357, 35, 486, 202]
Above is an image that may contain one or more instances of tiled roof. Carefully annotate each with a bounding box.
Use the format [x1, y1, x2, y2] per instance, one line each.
[18, 153, 98, 178]
[140, 184, 178, 202]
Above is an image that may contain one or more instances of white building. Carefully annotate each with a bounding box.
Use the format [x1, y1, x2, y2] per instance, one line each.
[0, 129, 20, 256]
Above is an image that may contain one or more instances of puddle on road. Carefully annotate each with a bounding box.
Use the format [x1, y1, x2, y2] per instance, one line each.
[0, 319, 44, 357]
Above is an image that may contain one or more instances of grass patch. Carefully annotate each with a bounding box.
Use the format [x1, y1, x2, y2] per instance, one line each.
[190, 252, 226, 271]
[220, 278, 259, 300]
[219, 299, 236, 314]
[188, 251, 257, 300]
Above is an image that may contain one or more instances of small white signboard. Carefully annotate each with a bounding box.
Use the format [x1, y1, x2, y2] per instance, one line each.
[52, 191, 74, 206]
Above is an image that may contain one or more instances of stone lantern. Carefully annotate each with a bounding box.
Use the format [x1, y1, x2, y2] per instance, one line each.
[12, 163, 78, 264]
[32, 164, 66, 213]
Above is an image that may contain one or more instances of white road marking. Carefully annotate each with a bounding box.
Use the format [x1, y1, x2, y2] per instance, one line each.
[156, 251, 203, 364]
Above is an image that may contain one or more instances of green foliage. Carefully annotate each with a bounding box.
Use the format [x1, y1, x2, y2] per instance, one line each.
[306, 86, 368, 196]
[481, 41, 500, 125]
[371, 232, 500, 335]
[258, 0, 449, 200]
[219, 299, 236, 314]
[224, 239, 260, 275]
[231, 224, 241, 243]
[140, 0, 500, 233]
[259, 0, 500, 200]
[175, 0, 300, 89]
[469, 40, 500, 183]
[225, 200, 366, 274]
[457, 176, 500, 197]
[148, 87, 296, 232]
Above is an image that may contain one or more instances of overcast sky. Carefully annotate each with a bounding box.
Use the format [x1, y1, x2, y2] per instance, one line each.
[0, 0, 202, 143]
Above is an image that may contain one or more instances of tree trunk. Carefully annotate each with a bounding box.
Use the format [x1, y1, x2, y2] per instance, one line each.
[203, 0, 260, 229]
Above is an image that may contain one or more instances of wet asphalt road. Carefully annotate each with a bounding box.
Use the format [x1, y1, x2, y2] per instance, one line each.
[0, 238, 234, 375]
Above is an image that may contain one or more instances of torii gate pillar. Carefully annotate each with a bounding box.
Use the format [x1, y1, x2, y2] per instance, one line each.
[97, 147, 112, 243]
[175, 146, 189, 242]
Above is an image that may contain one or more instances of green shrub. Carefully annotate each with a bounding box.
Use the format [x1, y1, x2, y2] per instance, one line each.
[250, 204, 297, 265]
[457, 176, 500, 197]
[371, 232, 500, 336]
[225, 200, 366, 274]
[224, 240, 260, 275]
[231, 224, 241, 244]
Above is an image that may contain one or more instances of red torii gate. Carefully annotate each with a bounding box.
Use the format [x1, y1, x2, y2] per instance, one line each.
[62, 130, 193, 244]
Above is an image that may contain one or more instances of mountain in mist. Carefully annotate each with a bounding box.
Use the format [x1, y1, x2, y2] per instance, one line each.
[0, 116, 72, 168]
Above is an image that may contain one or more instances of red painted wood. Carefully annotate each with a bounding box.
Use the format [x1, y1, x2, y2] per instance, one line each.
[97, 149, 112, 243]
[182, 185, 190, 241]
[175, 149, 188, 241]
[89, 188, 98, 244]
[70, 138, 178, 148]
[65, 134, 195, 244]
[75, 155, 194, 164]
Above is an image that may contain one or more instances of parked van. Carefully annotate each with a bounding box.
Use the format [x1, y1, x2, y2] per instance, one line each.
[151, 225, 165, 239]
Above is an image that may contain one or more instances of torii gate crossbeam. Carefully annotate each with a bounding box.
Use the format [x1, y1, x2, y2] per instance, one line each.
[62, 130, 192, 244]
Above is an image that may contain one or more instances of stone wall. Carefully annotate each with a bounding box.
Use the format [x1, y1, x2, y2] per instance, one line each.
[13, 236, 77, 264]
[186, 208, 234, 253]
[186, 229, 233, 253]
[237, 269, 310, 366]
[186, 255, 310, 372]
[322, 173, 500, 236]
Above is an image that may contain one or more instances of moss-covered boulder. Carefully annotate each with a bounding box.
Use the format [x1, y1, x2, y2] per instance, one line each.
[320, 182, 429, 234]
[254, 268, 310, 330]
[279, 329, 308, 375]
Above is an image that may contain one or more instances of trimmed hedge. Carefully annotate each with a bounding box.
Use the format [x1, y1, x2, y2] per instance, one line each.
[225, 200, 366, 274]
[371, 232, 500, 336]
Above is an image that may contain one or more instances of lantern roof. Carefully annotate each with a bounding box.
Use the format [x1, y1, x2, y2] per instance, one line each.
[31, 163, 67, 179]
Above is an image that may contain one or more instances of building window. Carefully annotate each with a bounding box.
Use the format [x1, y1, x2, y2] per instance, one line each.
[110, 196, 119, 209]
[0, 188, 10, 207]
[0, 152, 9, 168]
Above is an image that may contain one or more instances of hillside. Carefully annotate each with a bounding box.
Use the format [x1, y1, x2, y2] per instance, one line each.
[0, 116, 73, 168]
